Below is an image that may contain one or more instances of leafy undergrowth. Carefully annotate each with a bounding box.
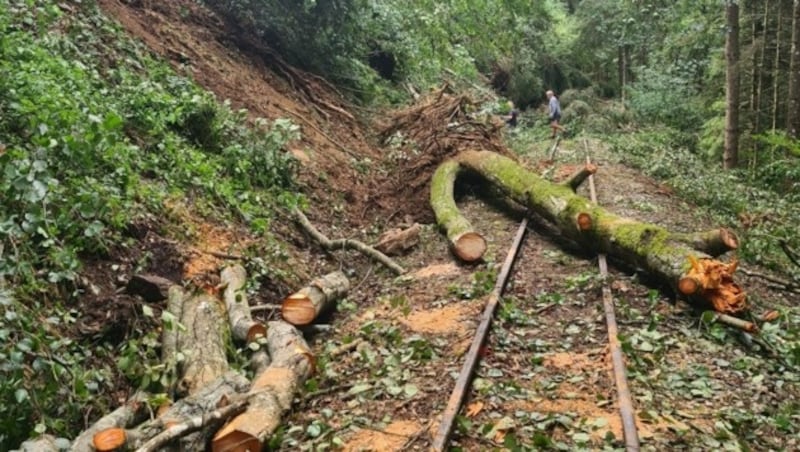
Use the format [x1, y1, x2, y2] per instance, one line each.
[0, 0, 299, 447]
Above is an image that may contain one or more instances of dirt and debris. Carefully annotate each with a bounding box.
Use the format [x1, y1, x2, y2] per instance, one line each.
[66, 1, 800, 451]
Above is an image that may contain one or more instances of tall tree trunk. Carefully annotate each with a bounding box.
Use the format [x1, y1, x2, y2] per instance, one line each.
[618, 45, 628, 103]
[755, 0, 769, 141]
[772, 1, 784, 131]
[725, 1, 741, 169]
[787, 0, 800, 137]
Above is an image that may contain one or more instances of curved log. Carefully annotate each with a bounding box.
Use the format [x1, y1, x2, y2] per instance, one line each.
[433, 150, 746, 313]
[430, 160, 487, 262]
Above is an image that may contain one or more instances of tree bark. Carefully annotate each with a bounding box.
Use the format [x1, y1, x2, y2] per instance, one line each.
[375, 223, 421, 256]
[93, 373, 250, 451]
[724, 0, 741, 169]
[432, 150, 746, 314]
[281, 271, 350, 326]
[70, 391, 150, 452]
[430, 160, 487, 262]
[787, 0, 800, 137]
[221, 265, 266, 343]
[211, 321, 314, 452]
[176, 292, 231, 397]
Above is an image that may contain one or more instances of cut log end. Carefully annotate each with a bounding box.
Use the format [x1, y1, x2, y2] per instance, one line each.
[281, 294, 315, 326]
[211, 430, 261, 452]
[678, 276, 701, 295]
[93, 427, 127, 452]
[453, 232, 487, 262]
[720, 228, 739, 250]
[682, 256, 748, 314]
[246, 323, 268, 343]
[576, 212, 593, 231]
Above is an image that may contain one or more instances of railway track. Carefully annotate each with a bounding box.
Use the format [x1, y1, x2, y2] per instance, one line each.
[432, 139, 640, 451]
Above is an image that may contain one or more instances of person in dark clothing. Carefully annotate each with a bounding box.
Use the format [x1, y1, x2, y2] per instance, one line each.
[546, 90, 566, 138]
[504, 101, 519, 127]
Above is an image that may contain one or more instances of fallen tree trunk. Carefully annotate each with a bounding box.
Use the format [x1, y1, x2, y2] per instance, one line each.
[432, 150, 746, 313]
[177, 291, 231, 396]
[212, 321, 314, 452]
[221, 265, 267, 343]
[281, 271, 350, 325]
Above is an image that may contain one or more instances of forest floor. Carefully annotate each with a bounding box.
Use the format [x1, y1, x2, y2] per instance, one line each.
[82, 1, 800, 451]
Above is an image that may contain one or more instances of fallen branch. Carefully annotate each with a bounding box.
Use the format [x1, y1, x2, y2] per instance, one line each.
[710, 312, 759, 333]
[91, 373, 250, 451]
[432, 150, 747, 314]
[292, 208, 405, 274]
[281, 271, 350, 325]
[739, 267, 800, 294]
[221, 265, 266, 343]
[375, 223, 421, 256]
[70, 391, 150, 452]
[134, 398, 249, 452]
[779, 239, 800, 269]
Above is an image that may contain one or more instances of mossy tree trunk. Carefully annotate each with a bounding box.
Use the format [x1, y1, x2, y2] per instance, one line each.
[431, 150, 745, 314]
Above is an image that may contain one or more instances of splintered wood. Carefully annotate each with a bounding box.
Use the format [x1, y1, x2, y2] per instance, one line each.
[679, 256, 747, 314]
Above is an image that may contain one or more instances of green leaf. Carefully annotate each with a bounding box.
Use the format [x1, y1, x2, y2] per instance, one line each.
[142, 305, 154, 317]
[15, 388, 29, 403]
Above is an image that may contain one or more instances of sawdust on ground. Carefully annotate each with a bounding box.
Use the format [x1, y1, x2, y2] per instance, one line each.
[343, 420, 421, 452]
[412, 262, 462, 279]
[399, 304, 472, 335]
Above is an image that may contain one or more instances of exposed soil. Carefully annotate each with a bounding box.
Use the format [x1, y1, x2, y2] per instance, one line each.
[76, 2, 799, 451]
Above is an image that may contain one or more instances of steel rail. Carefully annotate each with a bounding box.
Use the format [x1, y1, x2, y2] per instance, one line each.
[584, 146, 640, 451]
[431, 218, 529, 451]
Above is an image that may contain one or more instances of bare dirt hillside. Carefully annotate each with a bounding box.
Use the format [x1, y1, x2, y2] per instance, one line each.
[88, 1, 799, 451]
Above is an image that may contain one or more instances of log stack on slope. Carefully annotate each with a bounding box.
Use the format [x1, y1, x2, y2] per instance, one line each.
[61, 264, 315, 451]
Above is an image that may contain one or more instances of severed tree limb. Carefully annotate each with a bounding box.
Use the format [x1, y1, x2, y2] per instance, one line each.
[134, 398, 249, 452]
[281, 271, 350, 326]
[711, 312, 759, 333]
[292, 207, 405, 274]
[564, 163, 598, 191]
[375, 223, 421, 256]
[70, 391, 150, 452]
[212, 321, 314, 452]
[126, 274, 175, 302]
[675, 228, 740, 257]
[89, 373, 250, 451]
[162, 286, 184, 398]
[430, 160, 487, 262]
[221, 265, 266, 343]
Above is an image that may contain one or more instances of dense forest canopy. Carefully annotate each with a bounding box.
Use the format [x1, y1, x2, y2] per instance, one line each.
[1, 0, 799, 449]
